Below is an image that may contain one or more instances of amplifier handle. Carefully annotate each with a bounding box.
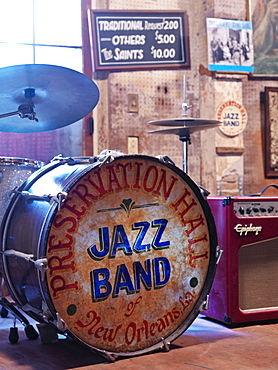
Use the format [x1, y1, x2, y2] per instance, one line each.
[248, 184, 278, 196]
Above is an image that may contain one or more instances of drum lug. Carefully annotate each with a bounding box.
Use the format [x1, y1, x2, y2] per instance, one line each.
[10, 189, 68, 211]
[56, 312, 68, 331]
[199, 185, 210, 199]
[200, 295, 209, 311]
[34, 258, 48, 280]
[51, 154, 98, 165]
[50, 192, 68, 211]
[10, 189, 52, 202]
[155, 155, 175, 166]
[41, 300, 54, 321]
[51, 154, 74, 164]
[161, 337, 171, 352]
[2, 250, 48, 281]
[50, 154, 78, 165]
[2, 249, 34, 261]
[98, 149, 124, 165]
[102, 351, 118, 363]
[216, 246, 223, 264]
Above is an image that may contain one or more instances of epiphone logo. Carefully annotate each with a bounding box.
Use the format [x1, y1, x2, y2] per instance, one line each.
[234, 223, 262, 236]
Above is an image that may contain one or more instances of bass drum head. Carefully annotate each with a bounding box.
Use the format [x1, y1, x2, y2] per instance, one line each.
[46, 155, 217, 356]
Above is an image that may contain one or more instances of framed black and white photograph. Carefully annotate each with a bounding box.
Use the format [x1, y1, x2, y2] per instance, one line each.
[206, 18, 254, 73]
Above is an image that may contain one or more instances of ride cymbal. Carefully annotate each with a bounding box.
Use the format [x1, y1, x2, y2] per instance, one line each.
[0, 64, 99, 133]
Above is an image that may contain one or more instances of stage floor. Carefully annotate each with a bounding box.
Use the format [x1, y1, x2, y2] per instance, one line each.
[0, 310, 277, 370]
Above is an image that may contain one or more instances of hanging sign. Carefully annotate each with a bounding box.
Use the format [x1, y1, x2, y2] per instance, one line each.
[88, 10, 190, 72]
[216, 100, 248, 136]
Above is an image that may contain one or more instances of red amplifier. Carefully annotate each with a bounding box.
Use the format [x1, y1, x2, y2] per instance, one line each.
[203, 195, 278, 325]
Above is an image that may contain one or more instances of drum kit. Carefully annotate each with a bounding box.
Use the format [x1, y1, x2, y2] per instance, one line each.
[0, 64, 222, 362]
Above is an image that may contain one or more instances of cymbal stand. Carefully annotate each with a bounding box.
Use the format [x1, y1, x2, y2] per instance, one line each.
[180, 133, 191, 173]
[180, 75, 192, 173]
[0, 88, 38, 122]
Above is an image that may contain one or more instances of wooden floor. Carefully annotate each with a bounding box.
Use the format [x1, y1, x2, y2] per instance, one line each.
[0, 309, 278, 370]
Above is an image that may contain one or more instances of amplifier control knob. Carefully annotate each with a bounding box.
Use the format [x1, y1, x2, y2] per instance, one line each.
[252, 207, 259, 213]
[246, 207, 252, 214]
[239, 206, 244, 215]
[260, 207, 266, 213]
[268, 206, 274, 213]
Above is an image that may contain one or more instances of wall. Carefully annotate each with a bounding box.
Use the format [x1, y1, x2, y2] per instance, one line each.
[243, 78, 278, 195]
[90, 0, 278, 196]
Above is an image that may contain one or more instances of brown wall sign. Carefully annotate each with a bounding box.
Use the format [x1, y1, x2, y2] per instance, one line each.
[88, 10, 190, 72]
[265, 87, 278, 177]
[216, 100, 248, 137]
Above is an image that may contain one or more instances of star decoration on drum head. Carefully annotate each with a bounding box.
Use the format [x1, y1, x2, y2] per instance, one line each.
[120, 198, 136, 217]
[97, 198, 160, 217]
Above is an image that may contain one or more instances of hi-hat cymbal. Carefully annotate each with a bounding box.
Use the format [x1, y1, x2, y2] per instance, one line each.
[0, 64, 100, 133]
[148, 121, 221, 136]
[148, 116, 221, 127]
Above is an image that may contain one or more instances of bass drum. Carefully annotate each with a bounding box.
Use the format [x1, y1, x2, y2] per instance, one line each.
[0, 153, 218, 358]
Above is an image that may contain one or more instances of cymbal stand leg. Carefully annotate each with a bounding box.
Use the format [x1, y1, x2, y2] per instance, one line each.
[180, 134, 191, 173]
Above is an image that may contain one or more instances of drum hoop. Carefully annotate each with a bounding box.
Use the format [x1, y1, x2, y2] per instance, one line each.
[0, 156, 44, 168]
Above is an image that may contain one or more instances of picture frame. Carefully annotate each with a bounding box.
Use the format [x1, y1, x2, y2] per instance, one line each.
[265, 87, 278, 177]
[88, 10, 190, 72]
[251, 0, 278, 75]
[206, 18, 254, 73]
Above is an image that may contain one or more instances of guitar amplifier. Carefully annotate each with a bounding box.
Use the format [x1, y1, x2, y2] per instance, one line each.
[203, 192, 278, 325]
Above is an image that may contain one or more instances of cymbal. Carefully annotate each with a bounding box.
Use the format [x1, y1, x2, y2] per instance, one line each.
[148, 122, 221, 136]
[0, 64, 99, 133]
[148, 116, 221, 127]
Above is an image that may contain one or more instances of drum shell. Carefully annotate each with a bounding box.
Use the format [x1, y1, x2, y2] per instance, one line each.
[0, 157, 43, 225]
[0, 158, 96, 320]
[0, 154, 218, 356]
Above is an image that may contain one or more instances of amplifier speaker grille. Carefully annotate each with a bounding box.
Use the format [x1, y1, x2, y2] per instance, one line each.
[238, 238, 278, 311]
